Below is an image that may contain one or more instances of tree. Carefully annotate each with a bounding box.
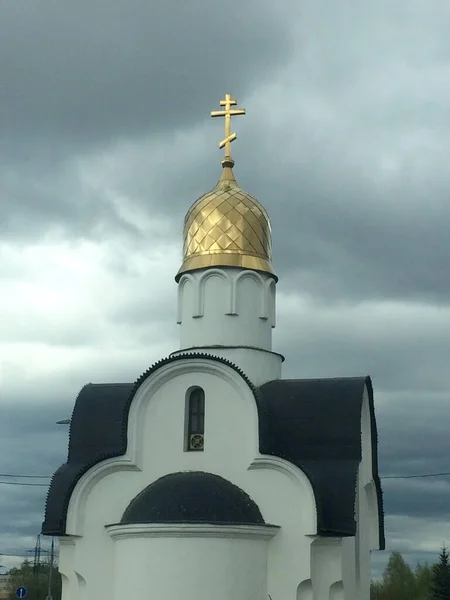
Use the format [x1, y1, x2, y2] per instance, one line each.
[415, 562, 433, 600]
[370, 580, 384, 599]
[380, 551, 416, 600]
[7, 559, 61, 600]
[429, 546, 450, 600]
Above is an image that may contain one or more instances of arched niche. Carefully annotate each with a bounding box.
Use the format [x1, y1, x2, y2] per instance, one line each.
[297, 579, 313, 600]
[329, 581, 344, 600]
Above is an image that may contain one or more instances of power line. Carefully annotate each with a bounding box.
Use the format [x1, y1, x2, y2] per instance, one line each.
[381, 471, 450, 480]
[0, 473, 51, 479]
[0, 481, 49, 487]
[2, 471, 450, 486]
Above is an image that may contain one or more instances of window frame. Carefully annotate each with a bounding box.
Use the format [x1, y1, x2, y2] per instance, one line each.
[185, 387, 205, 452]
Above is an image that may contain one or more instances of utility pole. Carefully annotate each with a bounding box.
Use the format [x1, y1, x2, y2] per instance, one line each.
[33, 535, 41, 578]
[45, 538, 54, 600]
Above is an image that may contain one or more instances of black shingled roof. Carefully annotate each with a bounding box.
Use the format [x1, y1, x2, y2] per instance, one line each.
[120, 471, 265, 525]
[43, 382, 134, 535]
[258, 377, 384, 546]
[42, 353, 384, 549]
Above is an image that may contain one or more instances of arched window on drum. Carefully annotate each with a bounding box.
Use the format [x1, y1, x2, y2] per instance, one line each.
[185, 387, 205, 451]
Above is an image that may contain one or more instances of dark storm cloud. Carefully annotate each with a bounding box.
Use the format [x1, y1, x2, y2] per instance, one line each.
[0, 0, 292, 145]
[253, 1, 450, 305]
[378, 392, 450, 473]
[0, 0, 292, 240]
[372, 390, 450, 525]
[0, 489, 48, 538]
[267, 161, 450, 305]
[0, 404, 69, 473]
[277, 303, 450, 393]
[383, 479, 450, 520]
[1, 154, 141, 242]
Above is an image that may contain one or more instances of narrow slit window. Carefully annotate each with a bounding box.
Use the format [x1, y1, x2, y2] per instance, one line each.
[187, 388, 205, 451]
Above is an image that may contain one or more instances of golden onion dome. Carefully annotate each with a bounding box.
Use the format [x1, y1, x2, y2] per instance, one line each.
[176, 159, 276, 281]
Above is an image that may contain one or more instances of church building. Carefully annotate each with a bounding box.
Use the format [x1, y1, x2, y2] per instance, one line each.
[42, 94, 384, 600]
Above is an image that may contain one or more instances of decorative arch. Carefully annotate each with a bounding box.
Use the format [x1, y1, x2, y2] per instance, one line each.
[364, 480, 380, 550]
[329, 581, 344, 600]
[59, 574, 70, 600]
[231, 269, 265, 317]
[297, 579, 313, 600]
[234, 269, 264, 287]
[264, 278, 276, 326]
[197, 268, 233, 316]
[75, 572, 87, 600]
[247, 456, 317, 535]
[177, 273, 196, 323]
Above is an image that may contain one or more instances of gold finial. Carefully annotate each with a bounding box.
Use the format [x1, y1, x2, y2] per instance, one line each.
[210, 94, 246, 167]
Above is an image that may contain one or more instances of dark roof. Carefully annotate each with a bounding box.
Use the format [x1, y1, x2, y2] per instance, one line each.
[257, 377, 384, 548]
[42, 354, 384, 549]
[120, 471, 265, 525]
[42, 382, 134, 535]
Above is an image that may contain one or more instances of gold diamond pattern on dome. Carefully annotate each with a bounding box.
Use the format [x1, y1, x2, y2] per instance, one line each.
[176, 167, 276, 280]
[188, 194, 268, 256]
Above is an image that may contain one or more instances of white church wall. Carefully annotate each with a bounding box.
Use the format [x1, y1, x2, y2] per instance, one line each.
[329, 581, 345, 600]
[177, 267, 281, 385]
[58, 539, 90, 600]
[360, 386, 381, 551]
[341, 537, 357, 600]
[63, 359, 318, 600]
[356, 385, 377, 600]
[310, 539, 344, 600]
[171, 345, 282, 385]
[74, 573, 86, 600]
[358, 488, 371, 600]
[108, 524, 275, 600]
[178, 268, 276, 349]
[248, 458, 317, 597]
[297, 579, 313, 600]
[58, 539, 76, 600]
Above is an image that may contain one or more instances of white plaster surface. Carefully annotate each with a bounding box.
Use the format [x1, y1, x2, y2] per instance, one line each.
[177, 267, 280, 384]
[108, 524, 276, 600]
[178, 268, 276, 348]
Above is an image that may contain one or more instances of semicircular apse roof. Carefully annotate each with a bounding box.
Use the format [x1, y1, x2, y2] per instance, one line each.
[121, 471, 265, 526]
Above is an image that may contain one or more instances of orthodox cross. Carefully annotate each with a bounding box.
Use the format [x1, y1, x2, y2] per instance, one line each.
[210, 94, 246, 159]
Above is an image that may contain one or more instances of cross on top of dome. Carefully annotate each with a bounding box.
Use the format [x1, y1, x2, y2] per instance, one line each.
[210, 94, 246, 167]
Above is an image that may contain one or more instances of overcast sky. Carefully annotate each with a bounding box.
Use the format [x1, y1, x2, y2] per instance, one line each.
[1, 0, 450, 580]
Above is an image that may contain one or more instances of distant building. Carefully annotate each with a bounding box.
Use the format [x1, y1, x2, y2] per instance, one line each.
[42, 94, 385, 600]
[0, 573, 10, 600]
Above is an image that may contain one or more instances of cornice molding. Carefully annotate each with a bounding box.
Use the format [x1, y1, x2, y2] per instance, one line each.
[106, 522, 279, 541]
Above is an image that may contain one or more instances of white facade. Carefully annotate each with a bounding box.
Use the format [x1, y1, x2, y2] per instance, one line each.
[56, 355, 381, 600]
[176, 267, 281, 385]
[108, 524, 275, 600]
